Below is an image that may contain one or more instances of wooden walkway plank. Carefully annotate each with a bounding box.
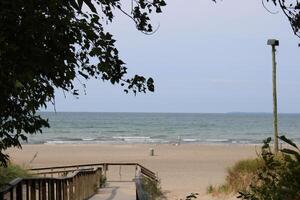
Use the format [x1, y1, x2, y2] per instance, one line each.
[89, 181, 136, 200]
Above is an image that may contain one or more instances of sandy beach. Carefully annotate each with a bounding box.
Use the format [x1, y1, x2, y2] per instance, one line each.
[7, 143, 258, 199]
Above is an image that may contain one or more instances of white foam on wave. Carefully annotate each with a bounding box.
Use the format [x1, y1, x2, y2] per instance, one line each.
[182, 138, 198, 142]
[113, 136, 151, 139]
[45, 140, 74, 144]
[82, 138, 95, 141]
[205, 139, 230, 142]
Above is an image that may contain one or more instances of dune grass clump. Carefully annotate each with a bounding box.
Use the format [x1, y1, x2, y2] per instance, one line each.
[141, 177, 165, 200]
[208, 136, 300, 200]
[0, 164, 32, 188]
[207, 158, 263, 196]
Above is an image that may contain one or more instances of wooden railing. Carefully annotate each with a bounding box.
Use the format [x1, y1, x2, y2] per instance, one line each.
[0, 163, 157, 200]
[30, 163, 157, 181]
[0, 167, 102, 200]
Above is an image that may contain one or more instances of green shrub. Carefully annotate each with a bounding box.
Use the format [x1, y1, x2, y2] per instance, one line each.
[0, 164, 32, 188]
[141, 177, 165, 200]
[238, 136, 300, 200]
[100, 175, 107, 187]
[207, 158, 262, 195]
[226, 158, 263, 193]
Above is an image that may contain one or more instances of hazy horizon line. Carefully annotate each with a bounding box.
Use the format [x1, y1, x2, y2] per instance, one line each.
[38, 111, 300, 114]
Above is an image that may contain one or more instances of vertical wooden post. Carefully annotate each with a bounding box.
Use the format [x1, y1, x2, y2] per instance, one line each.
[63, 180, 68, 200]
[89, 173, 93, 196]
[74, 176, 78, 200]
[41, 181, 47, 200]
[78, 175, 82, 200]
[30, 180, 36, 200]
[69, 179, 74, 200]
[56, 181, 62, 200]
[26, 180, 30, 200]
[104, 164, 107, 179]
[38, 180, 42, 200]
[42, 180, 47, 200]
[48, 180, 55, 200]
[83, 174, 87, 198]
[10, 188, 14, 200]
[16, 183, 22, 200]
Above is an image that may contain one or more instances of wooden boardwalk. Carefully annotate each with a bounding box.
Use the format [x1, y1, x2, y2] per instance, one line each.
[1, 163, 156, 200]
[89, 181, 136, 200]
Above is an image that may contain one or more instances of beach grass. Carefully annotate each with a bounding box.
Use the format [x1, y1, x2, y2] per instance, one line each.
[207, 158, 262, 196]
[142, 177, 165, 200]
[0, 163, 32, 188]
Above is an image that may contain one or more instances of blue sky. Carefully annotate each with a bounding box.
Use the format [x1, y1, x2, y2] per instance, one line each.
[46, 0, 300, 113]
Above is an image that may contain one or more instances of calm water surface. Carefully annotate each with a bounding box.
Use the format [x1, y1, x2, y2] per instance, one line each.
[26, 112, 300, 144]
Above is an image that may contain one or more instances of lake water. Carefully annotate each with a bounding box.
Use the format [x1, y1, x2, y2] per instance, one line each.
[26, 112, 300, 145]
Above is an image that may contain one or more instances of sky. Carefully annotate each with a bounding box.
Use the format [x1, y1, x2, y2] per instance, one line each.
[46, 0, 300, 113]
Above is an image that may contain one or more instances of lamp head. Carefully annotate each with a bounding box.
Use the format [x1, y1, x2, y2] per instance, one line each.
[267, 39, 279, 46]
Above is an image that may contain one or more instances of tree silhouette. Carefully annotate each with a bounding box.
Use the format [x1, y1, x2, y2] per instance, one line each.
[0, 0, 165, 166]
[266, 0, 300, 38]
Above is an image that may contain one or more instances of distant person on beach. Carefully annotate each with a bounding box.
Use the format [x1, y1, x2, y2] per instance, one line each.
[177, 136, 181, 146]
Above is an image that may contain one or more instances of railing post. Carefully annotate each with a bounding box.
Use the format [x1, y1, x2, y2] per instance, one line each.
[41, 180, 47, 200]
[90, 173, 93, 196]
[48, 180, 55, 200]
[74, 176, 78, 200]
[83, 174, 87, 198]
[104, 164, 107, 179]
[26, 180, 30, 200]
[99, 168, 102, 188]
[38, 180, 42, 199]
[69, 178, 74, 200]
[56, 180, 62, 200]
[30, 180, 36, 200]
[135, 164, 138, 177]
[79, 175, 82, 200]
[16, 182, 23, 200]
[10, 188, 14, 200]
[63, 180, 68, 200]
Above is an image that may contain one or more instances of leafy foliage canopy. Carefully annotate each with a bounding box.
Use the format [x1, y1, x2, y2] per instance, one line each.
[266, 0, 300, 37]
[0, 0, 166, 166]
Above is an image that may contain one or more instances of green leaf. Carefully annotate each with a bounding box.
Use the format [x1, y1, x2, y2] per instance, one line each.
[281, 148, 300, 162]
[147, 77, 154, 92]
[279, 135, 298, 149]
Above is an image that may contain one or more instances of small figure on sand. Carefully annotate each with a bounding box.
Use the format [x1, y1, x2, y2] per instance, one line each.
[177, 135, 181, 146]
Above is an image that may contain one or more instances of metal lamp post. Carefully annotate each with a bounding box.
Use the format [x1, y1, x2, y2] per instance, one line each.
[267, 39, 279, 153]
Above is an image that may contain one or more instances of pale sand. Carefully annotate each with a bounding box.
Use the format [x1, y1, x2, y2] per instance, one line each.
[7, 144, 259, 199]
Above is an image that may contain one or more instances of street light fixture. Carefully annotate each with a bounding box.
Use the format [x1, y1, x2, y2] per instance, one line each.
[267, 39, 279, 153]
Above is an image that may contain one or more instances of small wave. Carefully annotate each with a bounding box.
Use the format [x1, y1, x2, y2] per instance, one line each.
[45, 140, 106, 144]
[205, 139, 230, 142]
[45, 140, 71, 144]
[113, 136, 150, 140]
[82, 138, 95, 141]
[182, 138, 198, 142]
[40, 137, 264, 145]
[51, 137, 82, 141]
